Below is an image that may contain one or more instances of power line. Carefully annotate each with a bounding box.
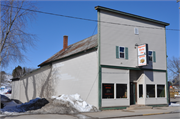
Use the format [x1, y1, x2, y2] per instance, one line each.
[1, 4, 180, 31]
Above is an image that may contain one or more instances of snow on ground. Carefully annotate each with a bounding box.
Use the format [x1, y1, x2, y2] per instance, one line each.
[169, 103, 180, 107]
[1, 94, 98, 116]
[28, 93, 98, 114]
[174, 95, 180, 98]
[0, 74, 12, 99]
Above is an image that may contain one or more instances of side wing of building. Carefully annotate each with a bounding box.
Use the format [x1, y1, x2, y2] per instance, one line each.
[51, 50, 99, 108]
[11, 50, 99, 108]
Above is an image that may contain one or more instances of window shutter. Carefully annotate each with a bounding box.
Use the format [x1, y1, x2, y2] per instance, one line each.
[153, 51, 156, 62]
[125, 47, 128, 60]
[116, 46, 119, 59]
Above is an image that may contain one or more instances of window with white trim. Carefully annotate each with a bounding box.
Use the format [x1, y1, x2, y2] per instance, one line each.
[116, 46, 128, 59]
[157, 85, 165, 97]
[139, 84, 143, 98]
[149, 51, 153, 61]
[146, 84, 155, 98]
[102, 83, 114, 99]
[116, 84, 127, 98]
[148, 51, 156, 62]
[120, 47, 125, 58]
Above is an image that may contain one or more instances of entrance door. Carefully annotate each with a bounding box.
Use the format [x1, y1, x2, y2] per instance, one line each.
[130, 82, 137, 105]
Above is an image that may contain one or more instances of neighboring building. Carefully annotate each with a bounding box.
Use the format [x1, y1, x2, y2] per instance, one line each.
[11, 6, 169, 110]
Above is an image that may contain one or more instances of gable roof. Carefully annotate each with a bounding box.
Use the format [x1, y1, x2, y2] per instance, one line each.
[95, 6, 169, 26]
[38, 34, 98, 67]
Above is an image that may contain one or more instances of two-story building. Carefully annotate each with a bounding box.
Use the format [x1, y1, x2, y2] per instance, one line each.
[11, 6, 169, 110]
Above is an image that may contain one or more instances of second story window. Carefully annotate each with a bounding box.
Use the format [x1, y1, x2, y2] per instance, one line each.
[149, 51, 153, 61]
[120, 47, 125, 58]
[148, 51, 156, 62]
[116, 46, 128, 60]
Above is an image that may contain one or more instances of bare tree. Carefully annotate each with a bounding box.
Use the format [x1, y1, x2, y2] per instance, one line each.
[12, 65, 34, 78]
[0, 71, 6, 82]
[167, 57, 180, 84]
[0, 0, 37, 68]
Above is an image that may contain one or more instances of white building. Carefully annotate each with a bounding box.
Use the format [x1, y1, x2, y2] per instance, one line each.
[12, 6, 169, 110]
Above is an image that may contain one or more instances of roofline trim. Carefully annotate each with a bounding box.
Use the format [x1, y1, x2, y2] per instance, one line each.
[95, 6, 169, 26]
[38, 46, 98, 67]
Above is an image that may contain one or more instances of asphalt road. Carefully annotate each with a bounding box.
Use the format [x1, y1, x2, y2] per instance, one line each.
[1, 113, 180, 119]
[112, 113, 180, 119]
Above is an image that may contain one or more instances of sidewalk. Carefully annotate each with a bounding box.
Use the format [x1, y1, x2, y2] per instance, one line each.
[1, 106, 180, 119]
[82, 106, 180, 119]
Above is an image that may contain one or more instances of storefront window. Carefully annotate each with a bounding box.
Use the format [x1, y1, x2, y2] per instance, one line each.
[102, 84, 114, 99]
[157, 85, 165, 97]
[139, 84, 143, 98]
[146, 85, 155, 98]
[116, 84, 127, 98]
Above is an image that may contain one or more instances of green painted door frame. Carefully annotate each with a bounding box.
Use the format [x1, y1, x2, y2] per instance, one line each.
[133, 83, 136, 104]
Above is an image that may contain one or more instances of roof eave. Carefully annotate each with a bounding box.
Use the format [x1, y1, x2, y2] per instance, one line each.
[95, 6, 169, 26]
[38, 46, 98, 67]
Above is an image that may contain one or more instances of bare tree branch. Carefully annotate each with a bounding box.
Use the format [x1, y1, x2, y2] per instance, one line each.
[167, 57, 180, 84]
[0, 0, 37, 68]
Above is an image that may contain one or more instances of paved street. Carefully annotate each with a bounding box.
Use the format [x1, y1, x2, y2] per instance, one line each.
[0, 98, 179, 119]
[0, 106, 179, 119]
[1, 113, 180, 119]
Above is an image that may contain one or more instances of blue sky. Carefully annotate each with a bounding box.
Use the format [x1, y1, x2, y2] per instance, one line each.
[4, 1, 179, 74]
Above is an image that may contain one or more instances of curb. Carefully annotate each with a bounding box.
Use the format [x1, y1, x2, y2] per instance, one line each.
[142, 112, 171, 116]
[98, 111, 180, 119]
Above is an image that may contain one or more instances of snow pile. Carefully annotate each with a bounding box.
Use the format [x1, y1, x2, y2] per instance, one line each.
[174, 94, 180, 98]
[52, 94, 94, 112]
[0, 74, 13, 99]
[28, 93, 98, 114]
[169, 103, 180, 107]
[0, 88, 9, 95]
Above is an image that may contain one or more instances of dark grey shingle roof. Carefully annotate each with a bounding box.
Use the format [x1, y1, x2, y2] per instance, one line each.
[38, 34, 98, 67]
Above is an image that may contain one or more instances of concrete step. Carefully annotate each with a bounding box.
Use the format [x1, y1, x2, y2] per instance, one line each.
[126, 105, 153, 110]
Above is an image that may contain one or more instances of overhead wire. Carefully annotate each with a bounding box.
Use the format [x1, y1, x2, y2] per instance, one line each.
[1, 4, 180, 31]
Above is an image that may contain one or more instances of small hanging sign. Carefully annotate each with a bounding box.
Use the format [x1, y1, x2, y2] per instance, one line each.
[137, 44, 148, 66]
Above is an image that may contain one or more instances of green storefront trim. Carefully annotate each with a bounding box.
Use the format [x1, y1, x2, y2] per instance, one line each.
[101, 65, 167, 72]
[101, 106, 127, 110]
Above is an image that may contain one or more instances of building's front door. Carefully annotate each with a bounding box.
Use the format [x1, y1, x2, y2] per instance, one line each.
[130, 82, 137, 105]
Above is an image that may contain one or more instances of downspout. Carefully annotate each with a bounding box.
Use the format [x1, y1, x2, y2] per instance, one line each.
[97, 10, 102, 110]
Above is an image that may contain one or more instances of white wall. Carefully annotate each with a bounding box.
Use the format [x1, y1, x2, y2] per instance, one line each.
[144, 71, 167, 105]
[51, 51, 99, 108]
[100, 10, 166, 70]
[11, 65, 52, 103]
[101, 68, 129, 107]
[11, 51, 99, 108]
[11, 80, 20, 100]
